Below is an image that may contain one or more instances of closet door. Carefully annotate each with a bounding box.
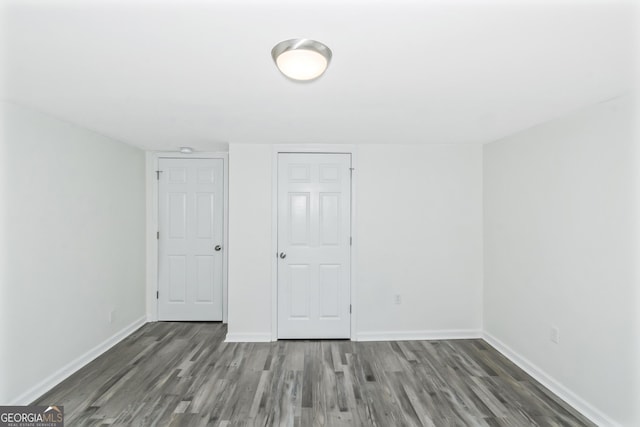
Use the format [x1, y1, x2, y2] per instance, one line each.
[277, 153, 351, 338]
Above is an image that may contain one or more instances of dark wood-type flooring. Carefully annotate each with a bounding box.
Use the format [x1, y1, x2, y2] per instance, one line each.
[35, 322, 594, 426]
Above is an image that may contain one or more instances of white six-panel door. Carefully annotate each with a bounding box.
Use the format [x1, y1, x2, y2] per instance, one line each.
[277, 153, 351, 338]
[158, 158, 224, 321]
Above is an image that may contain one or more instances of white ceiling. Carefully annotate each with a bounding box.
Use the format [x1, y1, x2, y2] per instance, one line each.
[1, 0, 637, 151]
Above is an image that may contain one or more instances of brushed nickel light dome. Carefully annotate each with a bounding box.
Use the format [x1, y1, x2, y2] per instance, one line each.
[271, 39, 332, 81]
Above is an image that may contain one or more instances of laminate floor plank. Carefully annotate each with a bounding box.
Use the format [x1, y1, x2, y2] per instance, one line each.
[34, 322, 594, 426]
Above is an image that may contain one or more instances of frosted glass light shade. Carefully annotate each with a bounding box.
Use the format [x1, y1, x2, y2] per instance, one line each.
[272, 39, 332, 81]
[276, 49, 327, 81]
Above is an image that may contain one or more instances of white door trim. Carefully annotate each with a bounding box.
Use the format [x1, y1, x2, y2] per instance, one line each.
[146, 151, 229, 323]
[271, 145, 358, 341]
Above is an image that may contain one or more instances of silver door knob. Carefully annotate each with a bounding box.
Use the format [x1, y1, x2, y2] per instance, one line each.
[279, 252, 286, 259]
[215, 245, 222, 251]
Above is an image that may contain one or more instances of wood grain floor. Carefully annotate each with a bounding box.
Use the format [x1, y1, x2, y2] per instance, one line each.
[35, 322, 593, 426]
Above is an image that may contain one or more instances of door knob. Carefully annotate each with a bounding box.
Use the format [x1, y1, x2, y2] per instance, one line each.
[279, 252, 286, 259]
[215, 245, 222, 251]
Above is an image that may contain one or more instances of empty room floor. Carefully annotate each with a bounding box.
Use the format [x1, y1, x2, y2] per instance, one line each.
[35, 322, 593, 426]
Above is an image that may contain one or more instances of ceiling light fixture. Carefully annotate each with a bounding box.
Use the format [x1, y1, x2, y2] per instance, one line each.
[179, 147, 194, 154]
[271, 39, 332, 82]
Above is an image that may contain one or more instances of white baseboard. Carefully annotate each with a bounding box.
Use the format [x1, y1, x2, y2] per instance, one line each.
[356, 329, 482, 342]
[225, 330, 482, 343]
[482, 331, 619, 427]
[225, 332, 272, 343]
[10, 316, 147, 405]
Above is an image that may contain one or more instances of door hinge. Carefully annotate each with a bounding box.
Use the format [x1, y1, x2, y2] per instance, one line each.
[350, 304, 352, 314]
[156, 291, 159, 299]
[350, 236, 352, 246]
[157, 231, 160, 240]
[156, 170, 163, 180]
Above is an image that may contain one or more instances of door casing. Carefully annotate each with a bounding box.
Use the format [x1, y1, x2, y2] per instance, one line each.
[146, 152, 229, 323]
[271, 145, 357, 341]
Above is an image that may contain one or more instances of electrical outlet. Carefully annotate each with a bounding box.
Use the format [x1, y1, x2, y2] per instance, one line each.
[108, 309, 115, 324]
[550, 326, 560, 344]
[394, 294, 401, 305]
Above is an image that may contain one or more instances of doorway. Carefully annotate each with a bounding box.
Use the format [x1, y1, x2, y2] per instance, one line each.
[157, 157, 225, 321]
[276, 153, 352, 338]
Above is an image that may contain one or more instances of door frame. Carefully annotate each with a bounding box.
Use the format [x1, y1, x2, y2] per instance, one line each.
[146, 151, 229, 323]
[271, 145, 358, 341]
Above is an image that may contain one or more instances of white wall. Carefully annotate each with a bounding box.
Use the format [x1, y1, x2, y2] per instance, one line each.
[226, 143, 484, 340]
[483, 95, 639, 426]
[0, 102, 7, 401]
[356, 144, 483, 338]
[227, 144, 273, 340]
[0, 102, 146, 404]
